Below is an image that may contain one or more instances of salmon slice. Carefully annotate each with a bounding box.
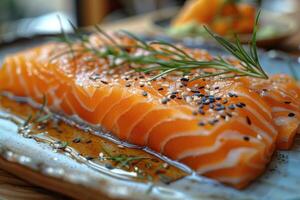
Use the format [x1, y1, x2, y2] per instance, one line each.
[0, 37, 298, 189]
[244, 75, 300, 149]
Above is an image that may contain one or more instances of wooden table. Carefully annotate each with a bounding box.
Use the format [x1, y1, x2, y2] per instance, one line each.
[1, 8, 299, 200]
[0, 169, 67, 199]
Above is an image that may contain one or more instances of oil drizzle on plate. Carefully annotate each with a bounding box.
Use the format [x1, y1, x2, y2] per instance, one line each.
[0, 95, 187, 185]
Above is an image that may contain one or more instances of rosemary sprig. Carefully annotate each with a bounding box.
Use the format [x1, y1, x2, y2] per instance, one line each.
[101, 147, 150, 169]
[54, 12, 268, 81]
[21, 95, 52, 129]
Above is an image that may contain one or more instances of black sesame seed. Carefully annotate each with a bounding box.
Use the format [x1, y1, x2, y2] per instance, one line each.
[222, 99, 228, 104]
[198, 121, 205, 126]
[228, 92, 234, 97]
[209, 104, 214, 109]
[214, 86, 220, 90]
[177, 97, 183, 100]
[170, 94, 177, 99]
[191, 88, 200, 93]
[180, 77, 189, 82]
[125, 83, 131, 87]
[85, 156, 94, 160]
[215, 106, 225, 111]
[161, 97, 169, 104]
[86, 140, 92, 144]
[101, 80, 108, 84]
[284, 101, 291, 104]
[198, 109, 205, 115]
[142, 91, 148, 97]
[288, 113, 295, 117]
[105, 163, 114, 169]
[72, 138, 81, 143]
[198, 86, 205, 89]
[180, 78, 189, 86]
[240, 102, 246, 107]
[216, 97, 222, 101]
[158, 87, 164, 91]
[171, 91, 179, 95]
[226, 112, 232, 117]
[243, 136, 250, 141]
[209, 96, 215, 103]
[236, 102, 244, 108]
[228, 104, 235, 110]
[215, 103, 222, 107]
[246, 116, 252, 125]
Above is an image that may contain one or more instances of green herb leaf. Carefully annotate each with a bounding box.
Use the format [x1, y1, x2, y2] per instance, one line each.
[54, 11, 268, 82]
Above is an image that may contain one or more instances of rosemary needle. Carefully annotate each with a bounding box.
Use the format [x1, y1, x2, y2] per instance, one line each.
[53, 11, 268, 81]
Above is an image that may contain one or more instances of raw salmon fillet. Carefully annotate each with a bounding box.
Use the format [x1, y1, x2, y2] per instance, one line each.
[0, 35, 299, 189]
[244, 75, 300, 149]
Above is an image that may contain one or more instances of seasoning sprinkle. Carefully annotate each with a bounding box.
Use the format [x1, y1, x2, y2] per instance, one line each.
[288, 113, 295, 117]
[228, 92, 235, 97]
[236, 102, 245, 108]
[72, 137, 81, 143]
[198, 109, 205, 115]
[161, 97, 169, 104]
[198, 121, 205, 126]
[215, 105, 225, 111]
[170, 94, 177, 99]
[228, 104, 235, 110]
[85, 139, 92, 144]
[243, 136, 250, 141]
[142, 91, 148, 97]
[180, 77, 189, 82]
[209, 119, 218, 125]
[246, 116, 252, 125]
[86, 156, 94, 160]
[101, 80, 108, 84]
[226, 112, 233, 117]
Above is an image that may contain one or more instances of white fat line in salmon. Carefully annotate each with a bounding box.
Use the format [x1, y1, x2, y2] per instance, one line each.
[196, 147, 258, 174]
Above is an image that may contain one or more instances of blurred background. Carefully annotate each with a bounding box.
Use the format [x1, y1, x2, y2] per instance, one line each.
[0, 0, 299, 53]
